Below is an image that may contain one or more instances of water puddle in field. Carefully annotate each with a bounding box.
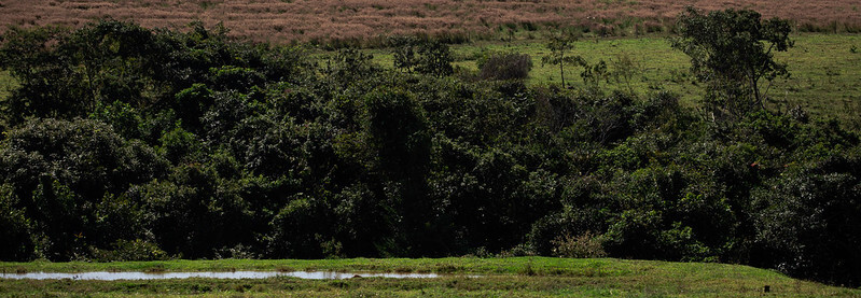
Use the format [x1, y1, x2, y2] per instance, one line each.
[0, 271, 448, 281]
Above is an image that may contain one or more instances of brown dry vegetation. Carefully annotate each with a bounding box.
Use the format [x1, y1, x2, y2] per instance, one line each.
[1, 0, 860, 44]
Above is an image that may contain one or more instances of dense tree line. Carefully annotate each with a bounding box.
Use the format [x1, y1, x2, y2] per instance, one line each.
[0, 10, 859, 286]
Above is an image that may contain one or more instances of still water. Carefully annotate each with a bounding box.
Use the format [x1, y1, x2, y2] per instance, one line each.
[0, 271, 444, 280]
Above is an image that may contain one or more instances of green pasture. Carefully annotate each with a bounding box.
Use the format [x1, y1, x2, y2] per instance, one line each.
[368, 33, 861, 120]
[1, 257, 859, 297]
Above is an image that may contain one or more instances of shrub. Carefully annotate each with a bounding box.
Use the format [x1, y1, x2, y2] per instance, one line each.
[91, 239, 169, 262]
[478, 53, 532, 81]
[414, 40, 454, 77]
[214, 244, 258, 260]
[268, 197, 332, 258]
[552, 232, 606, 258]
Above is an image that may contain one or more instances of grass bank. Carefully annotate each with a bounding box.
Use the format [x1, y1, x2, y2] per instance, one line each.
[1, 257, 859, 297]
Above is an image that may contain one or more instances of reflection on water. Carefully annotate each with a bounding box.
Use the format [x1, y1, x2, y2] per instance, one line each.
[0, 271, 446, 281]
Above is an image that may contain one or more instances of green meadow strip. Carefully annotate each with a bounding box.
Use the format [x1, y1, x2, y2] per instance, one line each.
[1, 258, 859, 297]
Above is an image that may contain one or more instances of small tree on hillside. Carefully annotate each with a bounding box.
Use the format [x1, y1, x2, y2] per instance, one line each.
[389, 36, 418, 73]
[671, 7, 793, 120]
[390, 38, 454, 77]
[541, 32, 584, 88]
[414, 40, 454, 77]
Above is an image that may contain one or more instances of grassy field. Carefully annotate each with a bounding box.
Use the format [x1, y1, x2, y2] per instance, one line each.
[366, 33, 861, 121]
[1, 257, 859, 297]
[2, 0, 860, 44]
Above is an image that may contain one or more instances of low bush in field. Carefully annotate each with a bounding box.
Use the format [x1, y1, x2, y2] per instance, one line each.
[478, 53, 533, 81]
[552, 232, 606, 258]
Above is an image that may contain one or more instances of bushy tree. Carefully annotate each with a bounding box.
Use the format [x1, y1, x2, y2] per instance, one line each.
[672, 8, 793, 120]
[390, 39, 453, 77]
[0, 118, 167, 200]
[389, 36, 419, 73]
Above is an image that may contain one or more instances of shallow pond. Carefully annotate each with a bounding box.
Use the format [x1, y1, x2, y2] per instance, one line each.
[0, 271, 448, 281]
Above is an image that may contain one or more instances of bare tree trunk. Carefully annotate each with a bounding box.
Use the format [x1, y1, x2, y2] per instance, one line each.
[560, 63, 565, 88]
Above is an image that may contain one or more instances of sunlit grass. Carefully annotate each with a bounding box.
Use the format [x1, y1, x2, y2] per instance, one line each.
[1, 257, 858, 297]
[367, 33, 861, 121]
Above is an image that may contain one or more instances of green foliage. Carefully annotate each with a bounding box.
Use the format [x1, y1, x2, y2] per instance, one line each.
[363, 87, 430, 178]
[269, 196, 333, 258]
[0, 25, 77, 123]
[415, 41, 454, 77]
[158, 126, 202, 164]
[89, 100, 146, 140]
[477, 53, 533, 81]
[552, 232, 607, 258]
[173, 83, 213, 131]
[324, 48, 380, 89]
[0, 184, 33, 261]
[209, 66, 265, 92]
[608, 53, 640, 95]
[388, 36, 419, 72]
[752, 151, 861, 285]
[579, 59, 609, 96]
[0, 18, 859, 287]
[135, 163, 254, 258]
[0, 118, 167, 201]
[388, 37, 454, 77]
[30, 178, 89, 260]
[91, 239, 169, 262]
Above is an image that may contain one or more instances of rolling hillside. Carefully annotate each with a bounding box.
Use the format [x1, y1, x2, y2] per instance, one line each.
[1, 0, 860, 43]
